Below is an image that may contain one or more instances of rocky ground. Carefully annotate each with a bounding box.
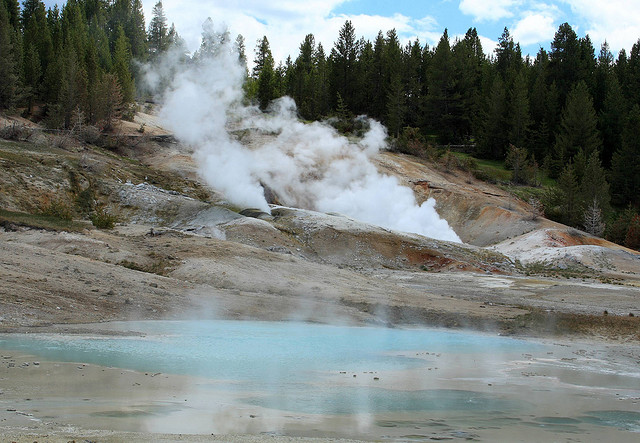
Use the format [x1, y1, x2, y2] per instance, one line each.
[1, 112, 640, 442]
[1, 112, 639, 339]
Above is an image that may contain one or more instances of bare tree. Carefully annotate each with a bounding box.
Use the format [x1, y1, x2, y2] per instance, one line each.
[527, 197, 544, 220]
[583, 198, 605, 237]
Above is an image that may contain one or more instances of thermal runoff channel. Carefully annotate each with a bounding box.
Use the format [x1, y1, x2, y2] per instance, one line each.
[157, 22, 460, 243]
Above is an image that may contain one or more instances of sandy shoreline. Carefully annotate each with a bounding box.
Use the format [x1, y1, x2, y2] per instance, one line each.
[0, 348, 367, 442]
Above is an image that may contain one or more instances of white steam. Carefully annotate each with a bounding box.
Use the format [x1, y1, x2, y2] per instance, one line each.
[156, 22, 460, 243]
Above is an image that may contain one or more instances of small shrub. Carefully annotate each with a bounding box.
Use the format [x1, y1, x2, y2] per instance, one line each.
[91, 206, 117, 229]
[439, 150, 464, 172]
[505, 144, 537, 185]
[527, 197, 544, 221]
[119, 260, 145, 272]
[396, 127, 426, 156]
[50, 134, 75, 150]
[625, 214, 640, 250]
[122, 103, 138, 122]
[40, 194, 74, 221]
[77, 125, 101, 144]
[605, 207, 637, 245]
[0, 123, 33, 141]
[75, 187, 96, 216]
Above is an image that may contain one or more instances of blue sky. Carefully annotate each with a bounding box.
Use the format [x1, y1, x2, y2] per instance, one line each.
[41, 1, 640, 63]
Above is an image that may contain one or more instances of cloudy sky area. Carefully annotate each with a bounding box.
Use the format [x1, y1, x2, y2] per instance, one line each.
[42, 1, 640, 64]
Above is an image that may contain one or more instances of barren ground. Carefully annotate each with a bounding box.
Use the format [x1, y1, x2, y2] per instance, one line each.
[1, 113, 639, 441]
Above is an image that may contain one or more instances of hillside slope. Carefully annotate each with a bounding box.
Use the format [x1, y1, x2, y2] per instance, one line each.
[1, 113, 639, 339]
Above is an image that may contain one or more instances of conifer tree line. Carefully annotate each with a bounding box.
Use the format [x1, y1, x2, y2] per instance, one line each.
[245, 22, 640, 247]
[0, 0, 182, 129]
[1, 2, 639, 246]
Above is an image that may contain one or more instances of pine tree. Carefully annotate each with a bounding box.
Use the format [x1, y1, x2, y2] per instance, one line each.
[253, 36, 275, 111]
[610, 104, 640, 206]
[477, 74, 508, 159]
[2, 0, 19, 29]
[402, 38, 424, 129]
[108, 0, 146, 60]
[557, 161, 580, 226]
[625, 215, 640, 250]
[386, 74, 405, 137]
[112, 25, 134, 103]
[167, 23, 184, 51]
[599, 73, 625, 167]
[194, 18, 231, 61]
[22, 42, 41, 113]
[578, 35, 596, 92]
[96, 72, 123, 130]
[61, 0, 89, 64]
[382, 29, 404, 135]
[147, 1, 168, 58]
[20, 0, 41, 27]
[235, 34, 247, 74]
[128, 0, 147, 60]
[505, 144, 530, 184]
[606, 206, 637, 245]
[594, 41, 614, 113]
[90, 20, 112, 72]
[508, 70, 530, 148]
[426, 29, 462, 142]
[366, 31, 385, 120]
[55, 48, 88, 128]
[627, 39, 640, 106]
[549, 22, 581, 105]
[291, 33, 316, 119]
[314, 43, 330, 117]
[20, 1, 53, 110]
[545, 81, 561, 138]
[616, 48, 628, 96]
[554, 81, 601, 162]
[580, 149, 611, 216]
[0, 2, 19, 109]
[495, 27, 522, 84]
[252, 35, 271, 78]
[329, 20, 360, 111]
[451, 28, 485, 141]
[42, 43, 62, 105]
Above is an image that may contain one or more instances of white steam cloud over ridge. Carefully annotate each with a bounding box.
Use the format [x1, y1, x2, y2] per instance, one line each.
[156, 24, 460, 243]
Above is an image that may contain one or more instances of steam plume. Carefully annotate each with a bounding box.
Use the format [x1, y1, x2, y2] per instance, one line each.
[156, 22, 460, 243]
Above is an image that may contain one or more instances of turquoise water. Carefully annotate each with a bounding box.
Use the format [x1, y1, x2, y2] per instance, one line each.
[0, 320, 536, 414]
[0, 320, 539, 381]
[2, 320, 639, 437]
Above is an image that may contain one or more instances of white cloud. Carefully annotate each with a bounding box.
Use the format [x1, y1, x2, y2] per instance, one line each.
[147, 1, 346, 62]
[479, 36, 499, 55]
[562, 0, 640, 53]
[459, 0, 522, 22]
[151, 1, 442, 67]
[512, 12, 557, 46]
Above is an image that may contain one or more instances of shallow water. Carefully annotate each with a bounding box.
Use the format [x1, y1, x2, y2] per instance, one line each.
[1, 320, 539, 383]
[2, 320, 640, 440]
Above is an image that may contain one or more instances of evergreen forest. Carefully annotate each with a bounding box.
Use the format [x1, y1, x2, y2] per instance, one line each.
[1, 0, 640, 249]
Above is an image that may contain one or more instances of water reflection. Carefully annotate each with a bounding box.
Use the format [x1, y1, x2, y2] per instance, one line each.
[1, 320, 639, 440]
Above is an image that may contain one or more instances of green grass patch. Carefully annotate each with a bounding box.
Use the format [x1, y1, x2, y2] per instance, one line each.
[450, 152, 512, 183]
[0, 208, 89, 232]
[502, 184, 548, 203]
